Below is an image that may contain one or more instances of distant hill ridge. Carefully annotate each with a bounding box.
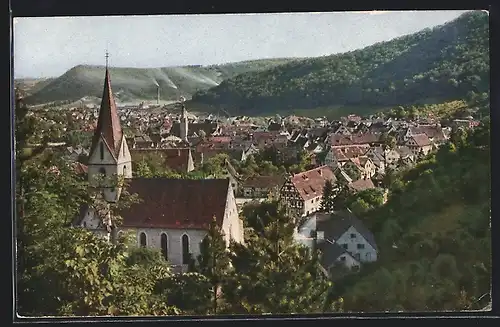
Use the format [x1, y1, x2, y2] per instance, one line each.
[190, 11, 489, 116]
[22, 58, 301, 105]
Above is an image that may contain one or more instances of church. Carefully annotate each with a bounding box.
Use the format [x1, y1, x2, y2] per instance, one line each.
[72, 66, 244, 273]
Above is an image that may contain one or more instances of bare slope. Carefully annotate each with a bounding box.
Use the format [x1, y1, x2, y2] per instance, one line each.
[22, 58, 299, 105]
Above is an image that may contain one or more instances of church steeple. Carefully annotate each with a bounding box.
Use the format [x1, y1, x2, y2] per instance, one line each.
[180, 98, 189, 143]
[87, 51, 133, 203]
[89, 61, 123, 159]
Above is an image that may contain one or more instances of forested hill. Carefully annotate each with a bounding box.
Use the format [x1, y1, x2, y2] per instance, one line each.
[191, 11, 489, 116]
[22, 58, 298, 105]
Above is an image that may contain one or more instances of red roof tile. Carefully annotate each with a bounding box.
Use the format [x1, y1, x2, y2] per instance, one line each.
[331, 145, 369, 161]
[121, 178, 230, 229]
[410, 133, 431, 147]
[291, 166, 336, 201]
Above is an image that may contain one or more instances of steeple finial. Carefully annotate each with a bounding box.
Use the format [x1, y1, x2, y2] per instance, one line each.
[105, 50, 109, 69]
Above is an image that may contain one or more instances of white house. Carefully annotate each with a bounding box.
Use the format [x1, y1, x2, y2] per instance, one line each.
[294, 211, 378, 276]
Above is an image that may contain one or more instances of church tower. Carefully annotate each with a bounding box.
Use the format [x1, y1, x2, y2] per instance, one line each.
[179, 102, 189, 142]
[87, 56, 132, 203]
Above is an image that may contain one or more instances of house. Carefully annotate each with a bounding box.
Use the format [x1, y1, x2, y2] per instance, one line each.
[73, 67, 244, 274]
[357, 156, 376, 178]
[241, 144, 260, 162]
[239, 175, 285, 199]
[325, 144, 370, 169]
[279, 166, 337, 218]
[364, 147, 386, 175]
[294, 211, 378, 276]
[406, 133, 433, 157]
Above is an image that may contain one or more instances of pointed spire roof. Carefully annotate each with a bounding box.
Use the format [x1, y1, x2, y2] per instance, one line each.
[90, 68, 123, 158]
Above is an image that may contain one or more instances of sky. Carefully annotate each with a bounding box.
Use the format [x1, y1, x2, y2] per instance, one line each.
[13, 10, 471, 79]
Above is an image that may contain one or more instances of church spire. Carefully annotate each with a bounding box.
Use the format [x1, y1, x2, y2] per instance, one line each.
[89, 52, 123, 159]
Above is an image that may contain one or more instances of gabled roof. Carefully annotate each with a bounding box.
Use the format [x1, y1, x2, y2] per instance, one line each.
[89, 69, 123, 159]
[317, 241, 354, 269]
[410, 133, 431, 147]
[121, 178, 230, 229]
[330, 145, 369, 161]
[317, 211, 378, 251]
[291, 166, 336, 201]
[349, 178, 376, 192]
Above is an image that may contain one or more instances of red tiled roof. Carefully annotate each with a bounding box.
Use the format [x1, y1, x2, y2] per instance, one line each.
[121, 178, 230, 229]
[209, 136, 232, 143]
[330, 133, 381, 146]
[410, 133, 431, 147]
[89, 69, 123, 159]
[291, 165, 336, 201]
[331, 145, 369, 161]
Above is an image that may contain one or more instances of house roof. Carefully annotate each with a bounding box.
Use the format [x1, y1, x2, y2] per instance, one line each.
[121, 178, 230, 229]
[291, 165, 336, 201]
[349, 178, 375, 192]
[89, 68, 123, 159]
[409, 125, 445, 140]
[316, 241, 353, 269]
[358, 156, 370, 167]
[317, 211, 378, 251]
[396, 145, 413, 158]
[329, 133, 381, 146]
[410, 133, 431, 147]
[130, 148, 192, 173]
[241, 175, 285, 189]
[330, 145, 370, 161]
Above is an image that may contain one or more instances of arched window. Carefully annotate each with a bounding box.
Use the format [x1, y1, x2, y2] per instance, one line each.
[99, 167, 106, 176]
[139, 232, 147, 247]
[161, 233, 168, 260]
[123, 165, 127, 176]
[100, 143, 104, 160]
[181, 234, 190, 264]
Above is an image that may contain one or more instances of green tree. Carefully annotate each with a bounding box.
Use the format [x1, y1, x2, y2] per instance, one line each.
[319, 180, 335, 212]
[195, 216, 232, 314]
[223, 207, 341, 314]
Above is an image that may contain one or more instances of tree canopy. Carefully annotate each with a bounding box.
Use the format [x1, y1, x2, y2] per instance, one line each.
[192, 12, 489, 116]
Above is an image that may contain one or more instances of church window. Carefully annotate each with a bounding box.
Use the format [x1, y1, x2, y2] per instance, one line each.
[123, 165, 127, 176]
[100, 143, 104, 160]
[161, 233, 168, 260]
[181, 234, 190, 264]
[99, 167, 106, 176]
[139, 232, 147, 247]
